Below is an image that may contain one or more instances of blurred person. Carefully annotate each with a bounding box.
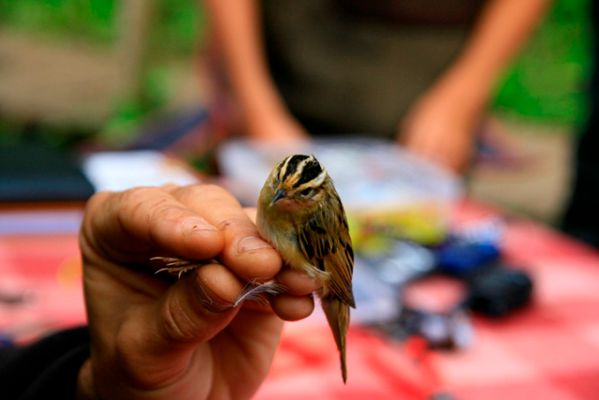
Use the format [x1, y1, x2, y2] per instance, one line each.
[1, 184, 319, 400]
[561, 1, 599, 248]
[203, 0, 551, 172]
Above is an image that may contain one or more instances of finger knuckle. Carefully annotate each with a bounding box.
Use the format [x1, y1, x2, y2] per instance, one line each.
[120, 186, 159, 204]
[161, 290, 202, 342]
[200, 183, 229, 197]
[151, 203, 187, 224]
[119, 187, 156, 221]
[217, 215, 261, 241]
[179, 183, 232, 204]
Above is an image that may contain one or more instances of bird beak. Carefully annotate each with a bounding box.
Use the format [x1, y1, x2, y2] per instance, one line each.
[271, 188, 286, 205]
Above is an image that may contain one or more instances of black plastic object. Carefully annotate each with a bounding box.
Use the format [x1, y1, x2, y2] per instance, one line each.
[0, 143, 95, 202]
[465, 264, 533, 317]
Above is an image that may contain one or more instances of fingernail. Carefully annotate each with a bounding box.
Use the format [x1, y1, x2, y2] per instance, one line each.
[183, 217, 217, 233]
[237, 235, 271, 253]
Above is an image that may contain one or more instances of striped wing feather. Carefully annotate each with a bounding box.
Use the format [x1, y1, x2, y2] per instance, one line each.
[297, 192, 355, 308]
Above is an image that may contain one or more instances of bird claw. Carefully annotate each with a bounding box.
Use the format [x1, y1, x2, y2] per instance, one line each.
[151, 256, 205, 279]
[151, 257, 287, 308]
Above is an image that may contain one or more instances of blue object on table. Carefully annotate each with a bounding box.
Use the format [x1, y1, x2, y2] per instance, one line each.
[436, 241, 501, 277]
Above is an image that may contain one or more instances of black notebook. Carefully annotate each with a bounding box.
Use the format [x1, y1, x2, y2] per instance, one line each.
[0, 143, 95, 202]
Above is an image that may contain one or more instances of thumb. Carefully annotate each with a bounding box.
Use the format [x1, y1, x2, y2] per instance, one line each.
[154, 263, 246, 345]
[111, 263, 247, 389]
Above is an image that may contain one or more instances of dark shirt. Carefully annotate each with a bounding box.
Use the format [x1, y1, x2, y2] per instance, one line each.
[261, 0, 483, 137]
[0, 327, 89, 400]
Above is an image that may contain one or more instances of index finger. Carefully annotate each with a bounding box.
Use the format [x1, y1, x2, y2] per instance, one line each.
[82, 187, 224, 264]
[172, 185, 282, 281]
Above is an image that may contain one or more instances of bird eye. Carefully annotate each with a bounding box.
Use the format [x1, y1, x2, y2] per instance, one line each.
[300, 188, 315, 197]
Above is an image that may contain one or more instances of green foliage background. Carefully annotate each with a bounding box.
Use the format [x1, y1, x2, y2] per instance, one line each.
[0, 0, 592, 131]
[492, 0, 592, 129]
[0, 0, 205, 54]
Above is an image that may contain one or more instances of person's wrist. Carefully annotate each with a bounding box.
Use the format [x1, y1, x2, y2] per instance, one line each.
[245, 101, 287, 126]
[437, 63, 492, 116]
[244, 105, 281, 138]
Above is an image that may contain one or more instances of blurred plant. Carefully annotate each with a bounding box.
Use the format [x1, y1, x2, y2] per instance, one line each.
[492, 0, 592, 128]
[101, 66, 172, 148]
[0, 0, 117, 43]
[0, 0, 204, 54]
[0, 0, 206, 145]
[152, 0, 206, 56]
[0, 0, 591, 132]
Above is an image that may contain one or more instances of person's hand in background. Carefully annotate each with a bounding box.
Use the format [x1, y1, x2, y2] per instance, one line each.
[399, 0, 551, 173]
[398, 72, 481, 173]
[77, 184, 318, 400]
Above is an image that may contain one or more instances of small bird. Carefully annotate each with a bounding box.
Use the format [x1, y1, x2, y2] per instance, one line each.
[256, 154, 355, 383]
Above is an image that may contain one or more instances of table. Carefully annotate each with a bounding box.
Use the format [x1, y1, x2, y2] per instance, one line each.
[0, 206, 85, 342]
[257, 202, 599, 399]
[1, 201, 599, 399]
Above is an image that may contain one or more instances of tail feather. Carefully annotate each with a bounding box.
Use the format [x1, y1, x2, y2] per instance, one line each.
[322, 297, 350, 383]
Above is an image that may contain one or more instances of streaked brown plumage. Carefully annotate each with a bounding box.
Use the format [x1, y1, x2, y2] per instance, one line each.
[256, 154, 355, 383]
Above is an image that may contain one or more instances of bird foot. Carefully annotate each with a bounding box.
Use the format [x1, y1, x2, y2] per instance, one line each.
[151, 257, 286, 307]
[151, 256, 206, 279]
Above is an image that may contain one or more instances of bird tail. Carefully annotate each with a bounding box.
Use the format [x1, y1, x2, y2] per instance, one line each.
[322, 297, 350, 383]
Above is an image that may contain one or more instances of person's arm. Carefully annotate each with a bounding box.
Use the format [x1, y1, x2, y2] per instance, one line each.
[204, 0, 307, 143]
[400, 0, 552, 171]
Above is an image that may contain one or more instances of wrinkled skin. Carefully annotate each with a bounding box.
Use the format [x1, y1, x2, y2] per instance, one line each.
[77, 184, 319, 400]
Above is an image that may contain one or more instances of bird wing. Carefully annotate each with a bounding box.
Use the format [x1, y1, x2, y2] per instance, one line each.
[296, 194, 355, 308]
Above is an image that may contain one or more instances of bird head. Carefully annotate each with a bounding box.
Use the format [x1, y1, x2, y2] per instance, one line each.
[266, 154, 329, 215]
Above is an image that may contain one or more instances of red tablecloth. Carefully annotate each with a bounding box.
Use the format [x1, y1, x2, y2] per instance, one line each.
[1, 202, 599, 399]
[256, 202, 599, 399]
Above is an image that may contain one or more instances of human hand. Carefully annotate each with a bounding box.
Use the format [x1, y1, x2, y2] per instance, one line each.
[398, 78, 482, 173]
[77, 184, 318, 400]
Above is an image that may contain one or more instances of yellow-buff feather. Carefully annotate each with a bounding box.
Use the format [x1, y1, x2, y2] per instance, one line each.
[256, 154, 355, 383]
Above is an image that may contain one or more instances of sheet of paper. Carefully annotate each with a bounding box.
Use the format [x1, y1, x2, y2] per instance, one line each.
[82, 151, 199, 192]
